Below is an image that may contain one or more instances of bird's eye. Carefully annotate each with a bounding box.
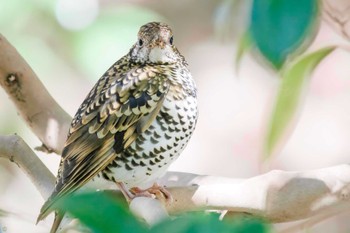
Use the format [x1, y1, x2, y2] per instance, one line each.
[169, 36, 173, 45]
[138, 39, 143, 46]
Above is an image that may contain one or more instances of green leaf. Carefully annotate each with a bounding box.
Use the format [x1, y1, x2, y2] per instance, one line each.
[152, 213, 271, 233]
[56, 192, 146, 233]
[250, 0, 319, 69]
[264, 47, 336, 159]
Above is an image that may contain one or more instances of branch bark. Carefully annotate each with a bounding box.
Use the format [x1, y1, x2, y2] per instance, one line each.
[0, 34, 71, 154]
[0, 134, 54, 199]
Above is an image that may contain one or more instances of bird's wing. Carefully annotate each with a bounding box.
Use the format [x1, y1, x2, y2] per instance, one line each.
[38, 64, 169, 221]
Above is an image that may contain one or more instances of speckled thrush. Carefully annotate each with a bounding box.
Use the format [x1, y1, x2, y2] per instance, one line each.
[37, 21, 198, 233]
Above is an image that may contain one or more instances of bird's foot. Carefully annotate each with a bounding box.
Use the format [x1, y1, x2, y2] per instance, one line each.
[130, 183, 173, 204]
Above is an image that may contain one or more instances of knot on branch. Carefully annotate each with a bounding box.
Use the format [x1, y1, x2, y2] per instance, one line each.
[5, 73, 25, 102]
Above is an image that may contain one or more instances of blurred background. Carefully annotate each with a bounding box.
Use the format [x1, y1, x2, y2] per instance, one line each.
[1, 0, 350, 232]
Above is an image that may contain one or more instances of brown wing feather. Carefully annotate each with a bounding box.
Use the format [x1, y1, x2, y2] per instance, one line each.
[37, 63, 169, 222]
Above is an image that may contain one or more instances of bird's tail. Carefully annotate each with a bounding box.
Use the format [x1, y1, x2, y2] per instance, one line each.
[50, 211, 64, 233]
[37, 196, 65, 233]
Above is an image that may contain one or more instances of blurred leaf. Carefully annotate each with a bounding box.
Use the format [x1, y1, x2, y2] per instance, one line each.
[57, 192, 272, 233]
[250, 0, 319, 69]
[264, 47, 335, 159]
[56, 192, 146, 233]
[235, 31, 252, 70]
[214, 0, 252, 40]
[152, 213, 271, 233]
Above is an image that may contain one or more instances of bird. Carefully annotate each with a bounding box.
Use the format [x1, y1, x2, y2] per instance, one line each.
[37, 22, 198, 232]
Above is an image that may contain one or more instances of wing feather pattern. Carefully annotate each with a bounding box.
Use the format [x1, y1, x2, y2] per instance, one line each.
[37, 64, 169, 223]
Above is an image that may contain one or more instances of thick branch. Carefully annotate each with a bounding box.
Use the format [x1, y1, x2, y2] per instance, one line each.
[0, 34, 71, 154]
[159, 166, 350, 222]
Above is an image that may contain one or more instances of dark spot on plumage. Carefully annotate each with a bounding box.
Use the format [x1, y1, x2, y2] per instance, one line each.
[168, 127, 175, 132]
[126, 147, 136, 154]
[113, 132, 125, 153]
[140, 161, 147, 167]
[153, 131, 161, 139]
[135, 142, 143, 151]
[160, 123, 167, 131]
[149, 151, 157, 158]
[164, 133, 171, 140]
[167, 145, 172, 150]
[159, 111, 173, 124]
[155, 157, 161, 163]
[156, 115, 162, 121]
[138, 134, 146, 141]
[147, 167, 152, 171]
[133, 153, 142, 159]
[117, 155, 129, 163]
[131, 159, 139, 166]
[125, 163, 133, 171]
[180, 119, 186, 125]
[162, 106, 170, 111]
[177, 113, 184, 119]
[180, 136, 185, 140]
[175, 137, 180, 142]
[149, 160, 156, 165]
[102, 172, 109, 180]
[109, 159, 121, 168]
[145, 130, 152, 136]
[142, 152, 149, 159]
[136, 137, 145, 145]
[160, 147, 166, 152]
[146, 172, 151, 176]
[159, 155, 164, 160]
[150, 137, 158, 144]
[158, 165, 162, 168]
[104, 166, 112, 173]
[175, 128, 181, 133]
[156, 90, 162, 97]
[130, 92, 151, 109]
[174, 142, 178, 147]
[153, 148, 161, 154]
[123, 151, 133, 157]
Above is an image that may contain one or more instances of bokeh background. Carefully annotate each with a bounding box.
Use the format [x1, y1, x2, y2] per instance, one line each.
[1, 0, 350, 232]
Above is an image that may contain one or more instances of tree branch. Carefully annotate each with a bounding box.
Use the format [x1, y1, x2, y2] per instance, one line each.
[0, 34, 71, 154]
[0, 134, 55, 199]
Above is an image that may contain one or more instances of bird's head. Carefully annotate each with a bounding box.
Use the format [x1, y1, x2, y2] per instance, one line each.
[130, 22, 179, 64]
